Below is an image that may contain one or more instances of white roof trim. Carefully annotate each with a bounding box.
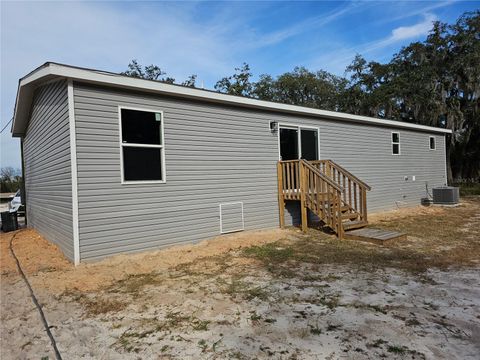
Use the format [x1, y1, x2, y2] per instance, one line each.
[12, 62, 452, 135]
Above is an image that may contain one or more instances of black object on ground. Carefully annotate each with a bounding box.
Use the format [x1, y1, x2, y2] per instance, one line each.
[1, 211, 18, 232]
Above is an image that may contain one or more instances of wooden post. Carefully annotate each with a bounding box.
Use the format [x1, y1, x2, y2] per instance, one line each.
[361, 187, 368, 223]
[326, 160, 332, 179]
[337, 192, 344, 240]
[300, 162, 308, 233]
[277, 162, 285, 228]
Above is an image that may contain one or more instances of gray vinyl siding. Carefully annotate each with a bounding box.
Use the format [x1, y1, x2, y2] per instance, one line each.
[73, 83, 279, 260]
[318, 122, 446, 212]
[220, 202, 245, 233]
[73, 82, 447, 260]
[23, 80, 74, 260]
[283, 123, 446, 226]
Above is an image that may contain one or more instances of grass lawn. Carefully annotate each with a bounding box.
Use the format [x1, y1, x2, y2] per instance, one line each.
[456, 182, 480, 196]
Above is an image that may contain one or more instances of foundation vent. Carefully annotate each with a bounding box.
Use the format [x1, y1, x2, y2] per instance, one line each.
[219, 202, 244, 234]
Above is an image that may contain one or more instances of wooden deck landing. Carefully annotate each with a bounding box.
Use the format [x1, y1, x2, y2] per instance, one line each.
[344, 228, 407, 245]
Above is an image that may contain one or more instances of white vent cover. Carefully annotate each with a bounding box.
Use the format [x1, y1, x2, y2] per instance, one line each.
[219, 202, 245, 234]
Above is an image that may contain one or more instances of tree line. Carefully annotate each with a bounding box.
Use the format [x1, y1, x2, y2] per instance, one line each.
[0, 167, 22, 193]
[124, 11, 479, 182]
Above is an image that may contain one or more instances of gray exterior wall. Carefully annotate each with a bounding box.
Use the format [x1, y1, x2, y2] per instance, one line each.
[73, 83, 279, 260]
[283, 119, 446, 226]
[318, 120, 446, 212]
[73, 82, 446, 260]
[23, 80, 74, 260]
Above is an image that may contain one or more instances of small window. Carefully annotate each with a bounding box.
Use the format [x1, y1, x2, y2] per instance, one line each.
[120, 108, 165, 183]
[429, 136, 436, 150]
[392, 132, 400, 155]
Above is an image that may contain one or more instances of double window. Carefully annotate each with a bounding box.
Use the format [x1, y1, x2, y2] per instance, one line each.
[120, 107, 165, 183]
[391, 132, 400, 155]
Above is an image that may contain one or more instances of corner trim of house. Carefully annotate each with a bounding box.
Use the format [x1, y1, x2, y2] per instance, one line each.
[68, 79, 80, 265]
[444, 134, 448, 186]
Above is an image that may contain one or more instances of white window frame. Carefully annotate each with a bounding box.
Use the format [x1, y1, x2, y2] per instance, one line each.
[118, 106, 166, 184]
[391, 131, 401, 156]
[277, 122, 321, 160]
[429, 136, 436, 150]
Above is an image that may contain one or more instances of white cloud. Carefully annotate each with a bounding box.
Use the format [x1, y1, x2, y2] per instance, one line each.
[0, 1, 245, 168]
[390, 13, 438, 41]
[362, 13, 438, 53]
[248, 3, 359, 48]
[383, 0, 453, 23]
[309, 13, 438, 75]
[0, 1, 447, 169]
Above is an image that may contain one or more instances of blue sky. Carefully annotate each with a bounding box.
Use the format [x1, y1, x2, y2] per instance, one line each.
[1, 0, 478, 169]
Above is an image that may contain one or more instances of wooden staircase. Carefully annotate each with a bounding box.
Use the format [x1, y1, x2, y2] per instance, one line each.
[277, 159, 371, 239]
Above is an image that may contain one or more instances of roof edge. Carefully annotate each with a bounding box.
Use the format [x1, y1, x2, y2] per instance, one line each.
[12, 63, 55, 136]
[12, 62, 453, 136]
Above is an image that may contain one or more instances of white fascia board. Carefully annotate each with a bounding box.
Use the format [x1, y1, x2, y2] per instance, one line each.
[19, 65, 52, 87]
[12, 63, 453, 135]
[12, 65, 55, 136]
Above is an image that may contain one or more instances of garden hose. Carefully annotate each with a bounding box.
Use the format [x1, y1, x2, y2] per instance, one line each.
[9, 230, 63, 360]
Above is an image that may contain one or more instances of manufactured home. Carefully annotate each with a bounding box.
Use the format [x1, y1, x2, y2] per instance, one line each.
[11, 63, 451, 264]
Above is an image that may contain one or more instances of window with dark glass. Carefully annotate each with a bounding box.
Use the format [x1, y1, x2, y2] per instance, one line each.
[120, 108, 164, 182]
[429, 136, 436, 150]
[300, 129, 318, 161]
[392, 132, 400, 155]
[280, 128, 298, 160]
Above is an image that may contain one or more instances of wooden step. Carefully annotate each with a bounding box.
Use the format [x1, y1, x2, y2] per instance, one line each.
[342, 213, 359, 220]
[342, 220, 368, 230]
[344, 227, 407, 245]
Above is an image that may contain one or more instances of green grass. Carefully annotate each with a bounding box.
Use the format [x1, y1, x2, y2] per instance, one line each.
[217, 276, 270, 301]
[108, 273, 163, 295]
[240, 197, 480, 276]
[387, 345, 407, 354]
[191, 319, 210, 331]
[242, 243, 294, 263]
[455, 182, 480, 196]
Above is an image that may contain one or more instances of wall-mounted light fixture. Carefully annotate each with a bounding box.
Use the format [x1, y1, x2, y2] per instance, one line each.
[269, 121, 278, 133]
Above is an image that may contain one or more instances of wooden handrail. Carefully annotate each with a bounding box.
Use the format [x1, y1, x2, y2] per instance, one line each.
[278, 159, 344, 239]
[311, 160, 371, 191]
[301, 160, 343, 238]
[300, 159, 343, 192]
[310, 159, 370, 222]
[277, 159, 369, 238]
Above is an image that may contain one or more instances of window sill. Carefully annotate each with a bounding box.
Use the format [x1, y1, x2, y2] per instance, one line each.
[121, 180, 166, 185]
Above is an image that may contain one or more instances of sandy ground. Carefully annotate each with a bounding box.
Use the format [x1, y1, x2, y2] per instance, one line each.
[1, 199, 479, 359]
[1, 228, 286, 294]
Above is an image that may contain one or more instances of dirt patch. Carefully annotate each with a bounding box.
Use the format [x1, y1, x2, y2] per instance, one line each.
[1, 228, 287, 294]
[240, 198, 480, 276]
[368, 203, 447, 222]
[370, 198, 480, 265]
[0, 229, 71, 277]
[1, 198, 479, 359]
